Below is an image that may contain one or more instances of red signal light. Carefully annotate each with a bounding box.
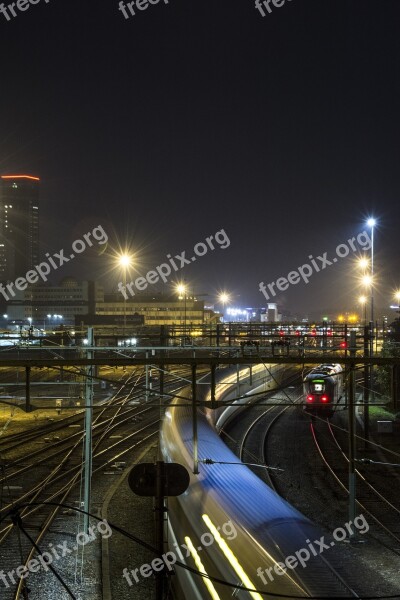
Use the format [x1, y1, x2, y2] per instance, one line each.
[321, 395, 329, 403]
[340, 342, 347, 348]
[306, 395, 314, 403]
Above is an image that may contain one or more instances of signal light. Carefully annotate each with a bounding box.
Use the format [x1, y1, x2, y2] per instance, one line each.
[340, 342, 347, 348]
[306, 395, 314, 403]
[321, 395, 329, 403]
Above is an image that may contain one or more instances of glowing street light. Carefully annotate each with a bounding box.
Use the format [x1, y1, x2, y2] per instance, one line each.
[357, 257, 369, 271]
[218, 292, 230, 305]
[117, 253, 133, 330]
[361, 274, 373, 288]
[118, 254, 132, 268]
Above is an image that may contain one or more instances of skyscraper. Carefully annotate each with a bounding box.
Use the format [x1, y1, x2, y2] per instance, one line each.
[0, 175, 40, 282]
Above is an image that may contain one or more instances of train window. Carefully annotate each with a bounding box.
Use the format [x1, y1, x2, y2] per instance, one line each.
[311, 381, 324, 392]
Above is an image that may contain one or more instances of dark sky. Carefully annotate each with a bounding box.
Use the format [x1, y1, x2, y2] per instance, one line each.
[1, 0, 399, 319]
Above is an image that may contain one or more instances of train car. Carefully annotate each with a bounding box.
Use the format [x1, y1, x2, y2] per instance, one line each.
[303, 363, 344, 418]
[161, 369, 356, 599]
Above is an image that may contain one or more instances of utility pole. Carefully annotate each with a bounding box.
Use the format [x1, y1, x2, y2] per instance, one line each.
[83, 327, 94, 534]
[192, 364, 199, 474]
[363, 325, 370, 449]
[348, 330, 357, 531]
[25, 366, 31, 413]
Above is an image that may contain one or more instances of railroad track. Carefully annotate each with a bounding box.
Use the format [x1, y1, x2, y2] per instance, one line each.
[0, 366, 193, 599]
[220, 366, 305, 488]
[311, 418, 400, 555]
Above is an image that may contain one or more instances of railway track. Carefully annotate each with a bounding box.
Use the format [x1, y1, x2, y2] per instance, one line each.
[0, 366, 193, 599]
[310, 418, 400, 555]
[220, 367, 304, 489]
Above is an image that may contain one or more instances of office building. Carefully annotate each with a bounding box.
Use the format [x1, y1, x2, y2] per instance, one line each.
[0, 174, 40, 282]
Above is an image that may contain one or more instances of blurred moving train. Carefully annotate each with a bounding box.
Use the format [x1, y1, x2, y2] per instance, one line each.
[303, 363, 344, 418]
[161, 366, 356, 599]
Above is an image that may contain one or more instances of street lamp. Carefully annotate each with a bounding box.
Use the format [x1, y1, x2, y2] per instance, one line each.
[357, 257, 369, 271]
[218, 292, 230, 322]
[364, 217, 376, 449]
[394, 291, 400, 315]
[358, 296, 367, 326]
[176, 283, 187, 340]
[366, 218, 376, 325]
[361, 274, 373, 288]
[118, 253, 132, 331]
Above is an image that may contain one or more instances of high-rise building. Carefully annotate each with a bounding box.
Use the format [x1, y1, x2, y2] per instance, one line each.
[0, 175, 40, 282]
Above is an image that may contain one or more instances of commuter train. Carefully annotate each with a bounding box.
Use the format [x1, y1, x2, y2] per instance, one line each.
[161, 367, 355, 599]
[303, 363, 344, 418]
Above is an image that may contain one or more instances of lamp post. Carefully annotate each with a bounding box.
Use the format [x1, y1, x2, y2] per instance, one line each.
[118, 254, 132, 333]
[361, 275, 373, 447]
[358, 296, 367, 326]
[177, 283, 187, 342]
[395, 291, 400, 316]
[366, 218, 376, 326]
[218, 292, 230, 322]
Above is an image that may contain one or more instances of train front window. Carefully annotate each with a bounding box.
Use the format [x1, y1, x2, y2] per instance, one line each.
[311, 380, 325, 393]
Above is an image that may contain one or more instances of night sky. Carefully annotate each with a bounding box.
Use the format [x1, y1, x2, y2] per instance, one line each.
[1, 0, 400, 319]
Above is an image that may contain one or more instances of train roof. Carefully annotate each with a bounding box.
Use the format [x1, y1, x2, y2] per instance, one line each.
[304, 363, 343, 380]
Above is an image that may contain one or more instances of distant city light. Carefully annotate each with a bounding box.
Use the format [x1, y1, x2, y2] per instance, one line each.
[227, 308, 248, 317]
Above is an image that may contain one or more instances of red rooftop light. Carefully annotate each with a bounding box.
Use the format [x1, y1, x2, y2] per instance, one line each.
[1, 175, 40, 181]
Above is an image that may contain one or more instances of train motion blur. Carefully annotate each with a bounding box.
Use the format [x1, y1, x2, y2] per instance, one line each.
[303, 363, 344, 418]
[161, 366, 356, 598]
